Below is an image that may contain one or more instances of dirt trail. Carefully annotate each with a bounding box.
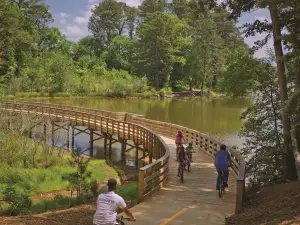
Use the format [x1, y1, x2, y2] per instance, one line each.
[226, 181, 300, 225]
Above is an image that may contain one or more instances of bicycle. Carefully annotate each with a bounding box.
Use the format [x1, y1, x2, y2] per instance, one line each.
[116, 216, 132, 225]
[178, 159, 185, 183]
[186, 156, 191, 172]
[218, 170, 225, 198]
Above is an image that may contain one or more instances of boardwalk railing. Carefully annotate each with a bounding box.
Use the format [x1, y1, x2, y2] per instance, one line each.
[0, 100, 169, 202]
[126, 113, 246, 213]
[1, 100, 246, 212]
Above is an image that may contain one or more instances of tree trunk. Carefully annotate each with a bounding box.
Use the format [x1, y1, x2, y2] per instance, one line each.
[294, 58, 300, 152]
[269, 4, 298, 180]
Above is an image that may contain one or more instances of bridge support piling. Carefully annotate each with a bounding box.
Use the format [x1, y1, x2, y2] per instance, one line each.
[135, 143, 139, 170]
[104, 134, 108, 158]
[121, 139, 127, 163]
[51, 122, 54, 148]
[43, 123, 47, 145]
[90, 129, 94, 157]
[66, 124, 70, 152]
[108, 135, 112, 160]
[71, 126, 75, 152]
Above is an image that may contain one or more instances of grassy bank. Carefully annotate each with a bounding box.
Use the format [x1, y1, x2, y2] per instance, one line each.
[0, 159, 118, 197]
[0, 182, 138, 216]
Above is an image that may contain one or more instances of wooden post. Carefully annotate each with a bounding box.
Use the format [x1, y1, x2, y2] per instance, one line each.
[90, 129, 94, 157]
[121, 139, 127, 163]
[43, 123, 47, 145]
[135, 143, 139, 170]
[236, 161, 246, 213]
[109, 135, 112, 160]
[66, 124, 70, 152]
[71, 125, 75, 152]
[51, 122, 55, 148]
[7, 119, 10, 130]
[138, 169, 145, 202]
[104, 134, 108, 158]
[142, 147, 146, 166]
[235, 179, 245, 213]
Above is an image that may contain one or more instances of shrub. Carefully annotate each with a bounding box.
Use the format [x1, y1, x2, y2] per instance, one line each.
[3, 185, 32, 216]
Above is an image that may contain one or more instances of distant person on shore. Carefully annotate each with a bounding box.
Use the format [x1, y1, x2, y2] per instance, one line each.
[93, 178, 136, 225]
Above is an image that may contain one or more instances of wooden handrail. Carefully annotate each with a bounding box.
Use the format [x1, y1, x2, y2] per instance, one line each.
[0, 100, 170, 202]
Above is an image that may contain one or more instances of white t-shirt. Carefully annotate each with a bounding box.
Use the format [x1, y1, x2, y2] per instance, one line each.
[93, 192, 127, 225]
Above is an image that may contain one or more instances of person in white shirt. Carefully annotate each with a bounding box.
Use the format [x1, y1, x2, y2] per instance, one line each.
[93, 178, 136, 225]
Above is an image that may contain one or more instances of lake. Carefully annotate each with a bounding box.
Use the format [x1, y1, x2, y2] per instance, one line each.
[39, 97, 251, 147]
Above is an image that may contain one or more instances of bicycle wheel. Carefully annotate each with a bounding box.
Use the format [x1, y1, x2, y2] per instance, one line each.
[180, 164, 184, 183]
[219, 173, 223, 198]
[116, 219, 125, 225]
[187, 160, 191, 172]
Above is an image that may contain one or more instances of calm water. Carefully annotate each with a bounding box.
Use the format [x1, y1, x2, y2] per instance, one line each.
[39, 97, 251, 147]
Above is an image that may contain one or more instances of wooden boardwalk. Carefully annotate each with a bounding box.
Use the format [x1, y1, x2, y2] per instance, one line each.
[130, 137, 236, 225]
[1, 100, 242, 225]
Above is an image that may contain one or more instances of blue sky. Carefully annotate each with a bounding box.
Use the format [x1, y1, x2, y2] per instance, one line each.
[44, 0, 271, 58]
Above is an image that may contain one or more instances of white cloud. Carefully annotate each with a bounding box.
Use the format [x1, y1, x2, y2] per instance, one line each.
[117, 0, 142, 7]
[74, 16, 88, 25]
[62, 24, 89, 41]
[60, 19, 67, 24]
[59, 12, 69, 19]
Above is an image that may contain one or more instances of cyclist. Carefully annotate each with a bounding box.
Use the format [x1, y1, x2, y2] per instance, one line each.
[185, 141, 194, 162]
[175, 131, 185, 160]
[93, 178, 136, 225]
[214, 144, 230, 190]
[177, 146, 186, 176]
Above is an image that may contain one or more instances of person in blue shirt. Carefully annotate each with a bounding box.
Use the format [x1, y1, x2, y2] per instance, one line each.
[214, 144, 231, 190]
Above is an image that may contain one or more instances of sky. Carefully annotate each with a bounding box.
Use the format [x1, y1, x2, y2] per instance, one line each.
[44, 0, 272, 58]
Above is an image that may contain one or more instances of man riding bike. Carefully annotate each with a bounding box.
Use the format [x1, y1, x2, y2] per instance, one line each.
[214, 144, 230, 190]
[93, 178, 136, 225]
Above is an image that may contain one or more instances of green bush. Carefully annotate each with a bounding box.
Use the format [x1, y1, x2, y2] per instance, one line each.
[51, 92, 71, 97]
[159, 87, 172, 97]
[117, 182, 138, 201]
[3, 184, 32, 216]
[29, 195, 84, 214]
[15, 92, 40, 98]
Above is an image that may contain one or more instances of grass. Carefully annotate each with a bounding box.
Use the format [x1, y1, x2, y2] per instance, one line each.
[117, 182, 138, 201]
[0, 182, 138, 216]
[0, 159, 118, 197]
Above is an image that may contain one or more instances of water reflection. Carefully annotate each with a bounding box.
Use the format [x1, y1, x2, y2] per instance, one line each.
[38, 97, 251, 146]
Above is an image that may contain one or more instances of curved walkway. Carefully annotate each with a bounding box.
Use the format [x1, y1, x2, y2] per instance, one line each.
[130, 137, 237, 225]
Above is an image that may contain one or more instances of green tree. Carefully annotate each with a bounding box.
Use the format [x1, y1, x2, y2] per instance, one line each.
[88, 0, 128, 48]
[135, 12, 189, 90]
[125, 6, 138, 39]
[224, 0, 298, 181]
[185, 18, 224, 92]
[168, 0, 188, 20]
[139, 0, 167, 18]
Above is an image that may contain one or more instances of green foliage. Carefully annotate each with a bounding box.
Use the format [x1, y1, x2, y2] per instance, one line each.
[29, 195, 84, 215]
[117, 182, 138, 201]
[3, 184, 32, 216]
[62, 149, 94, 198]
[135, 12, 189, 90]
